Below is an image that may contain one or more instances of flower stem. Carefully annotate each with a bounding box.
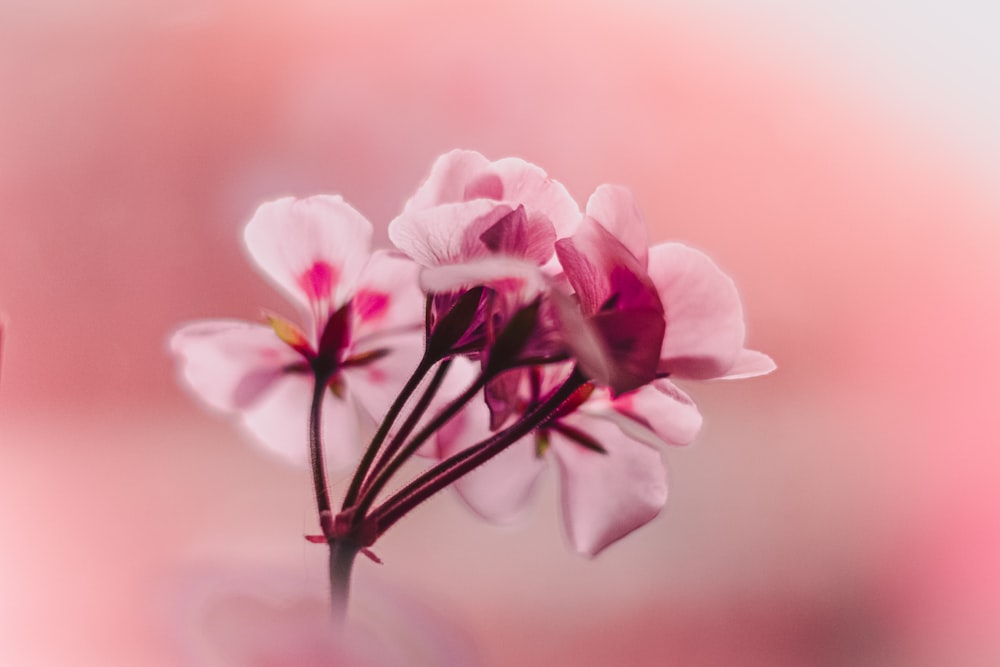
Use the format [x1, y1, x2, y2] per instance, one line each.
[359, 357, 454, 498]
[328, 538, 360, 629]
[350, 370, 490, 526]
[308, 372, 358, 626]
[309, 372, 334, 519]
[341, 355, 435, 510]
[369, 366, 587, 538]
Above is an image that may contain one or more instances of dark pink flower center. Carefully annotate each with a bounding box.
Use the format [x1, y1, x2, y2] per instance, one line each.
[353, 289, 390, 322]
[298, 261, 338, 302]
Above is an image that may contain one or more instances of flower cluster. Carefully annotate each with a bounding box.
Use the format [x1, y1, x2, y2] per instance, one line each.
[170, 150, 774, 570]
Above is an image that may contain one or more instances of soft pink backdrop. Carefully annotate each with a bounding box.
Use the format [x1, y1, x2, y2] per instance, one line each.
[2, 1, 998, 665]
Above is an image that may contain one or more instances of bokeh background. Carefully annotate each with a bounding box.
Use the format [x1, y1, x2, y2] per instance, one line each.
[2, 1, 999, 665]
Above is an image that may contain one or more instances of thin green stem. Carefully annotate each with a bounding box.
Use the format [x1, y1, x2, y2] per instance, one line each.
[369, 366, 587, 538]
[341, 354, 435, 510]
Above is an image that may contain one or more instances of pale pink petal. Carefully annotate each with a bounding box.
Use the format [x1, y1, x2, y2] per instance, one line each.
[717, 348, 777, 379]
[486, 156, 581, 239]
[584, 185, 649, 266]
[550, 413, 668, 557]
[437, 397, 545, 523]
[419, 257, 547, 304]
[389, 200, 513, 267]
[343, 333, 425, 429]
[168, 320, 302, 412]
[590, 380, 703, 447]
[243, 196, 373, 335]
[401, 149, 494, 212]
[648, 243, 746, 379]
[240, 374, 360, 469]
[402, 149, 580, 239]
[350, 250, 425, 344]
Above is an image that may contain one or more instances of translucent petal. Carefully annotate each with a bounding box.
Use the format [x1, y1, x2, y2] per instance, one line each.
[168, 320, 301, 412]
[551, 413, 668, 557]
[243, 196, 373, 337]
[648, 243, 746, 379]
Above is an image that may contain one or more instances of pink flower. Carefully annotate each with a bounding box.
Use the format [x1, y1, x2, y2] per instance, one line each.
[438, 185, 774, 556]
[437, 365, 700, 557]
[388, 150, 580, 356]
[554, 186, 667, 395]
[169, 196, 424, 466]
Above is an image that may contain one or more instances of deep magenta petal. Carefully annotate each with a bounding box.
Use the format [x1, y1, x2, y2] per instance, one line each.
[479, 205, 557, 265]
[556, 216, 658, 316]
[589, 307, 665, 395]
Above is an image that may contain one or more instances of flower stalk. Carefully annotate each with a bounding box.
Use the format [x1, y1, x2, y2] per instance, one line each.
[168, 148, 774, 632]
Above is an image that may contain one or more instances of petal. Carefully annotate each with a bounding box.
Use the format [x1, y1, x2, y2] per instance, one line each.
[389, 200, 513, 266]
[584, 185, 649, 266]
[479, 205, 557, 266]
[555, 217, 660, 315]
[550, 413, 668, 557]
[588, 307, 665, 395]
[243, 196, 373, 335]
[402, 149, 580, 239]
[591, 380, 703, 447]
[350, 250, 425, 344]
[419, 257, 547, 305]
[343, 333, 425, 429]
[487, 155, 581, 239]
[240, 373, 361, 469]
[717, 348, 777, 379]
[648, 243, 746, 379]
[168, 320, 302, 412]
[437, 397, 545, 524]
[401, 149, 494, 213]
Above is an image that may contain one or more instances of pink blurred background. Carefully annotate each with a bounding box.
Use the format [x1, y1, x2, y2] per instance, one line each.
[2, 1, 999, 664]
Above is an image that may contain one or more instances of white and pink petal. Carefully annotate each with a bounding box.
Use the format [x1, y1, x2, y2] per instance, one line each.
[169, 320, 303, 413]
[243, 196, 374, 334]
[593, 380, 703, 448]
[550, 413, 668, 557]
[401, 149, 580, 240]
[350, 250, 425, 343]
[389, 200, 513, 267]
